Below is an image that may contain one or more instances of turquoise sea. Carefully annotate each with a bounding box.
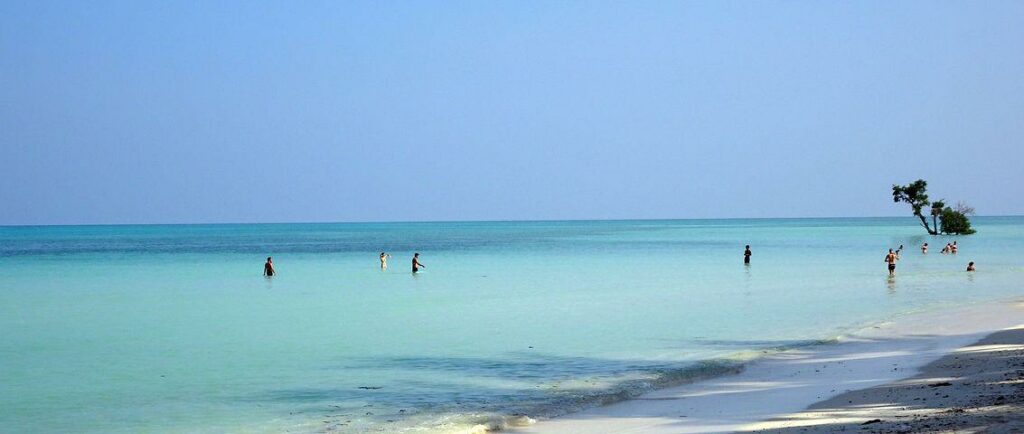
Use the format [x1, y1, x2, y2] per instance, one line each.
[2, 217, 1023, 433]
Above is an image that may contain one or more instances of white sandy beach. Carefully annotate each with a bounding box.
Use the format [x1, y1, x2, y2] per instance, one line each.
[508, 299, 1024, 434]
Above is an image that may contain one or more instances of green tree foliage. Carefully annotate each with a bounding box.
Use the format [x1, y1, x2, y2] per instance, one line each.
[892, 180, 976, 235]
[892, 180, 937, 235]
[940, 203, 976, 235]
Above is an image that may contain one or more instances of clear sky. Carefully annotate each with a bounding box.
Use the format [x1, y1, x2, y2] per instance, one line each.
[2, 1, 1022, 225]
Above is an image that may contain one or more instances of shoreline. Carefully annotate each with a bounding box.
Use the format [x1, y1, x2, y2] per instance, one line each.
[752, 324, 1024, 432]
[505, 298, 1024, 434]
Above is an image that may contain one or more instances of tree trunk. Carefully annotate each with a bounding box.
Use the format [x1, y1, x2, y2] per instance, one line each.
[917, 214, 937, 235]
[933, 214, 940, 234]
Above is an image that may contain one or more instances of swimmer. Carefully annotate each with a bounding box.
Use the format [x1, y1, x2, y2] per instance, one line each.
[966, 261, 975, 272]
[264, 257, 275, 277]
[743, 245, 752, 264]
[951, 241, 958, 254]
[412, 253, 425, 273]
[885, 249, 898, 276]
[380, 252, 391, 270]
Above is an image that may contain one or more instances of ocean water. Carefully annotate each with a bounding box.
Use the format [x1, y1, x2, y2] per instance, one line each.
[2, 217, 1023, 433]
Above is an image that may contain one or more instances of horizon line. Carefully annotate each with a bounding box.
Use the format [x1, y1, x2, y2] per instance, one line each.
[1, 214, 1019, 229]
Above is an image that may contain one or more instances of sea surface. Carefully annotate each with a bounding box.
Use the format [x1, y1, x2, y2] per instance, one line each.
[2, 217, 1023, 433]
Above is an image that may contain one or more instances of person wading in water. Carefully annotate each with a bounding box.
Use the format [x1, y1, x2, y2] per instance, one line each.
[264, 257, 276, 277]
[412, 253, 425, 273]
[885, 249, 898, 276]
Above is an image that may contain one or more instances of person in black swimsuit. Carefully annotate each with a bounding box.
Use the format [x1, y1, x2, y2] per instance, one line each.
[744, 245, 752, 264]
[412, 253, 425, 273]
[264, 257, 275, 277]
[885, 249, 897, 275]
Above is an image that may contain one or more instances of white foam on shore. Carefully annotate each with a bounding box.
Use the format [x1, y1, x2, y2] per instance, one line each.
[508, 299, 1024, 434]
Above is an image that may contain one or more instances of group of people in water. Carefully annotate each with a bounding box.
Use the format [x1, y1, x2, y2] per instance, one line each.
[379, 252, 426, 273]
[261, 242, 972, 278]
[920, 241, 960, 254]
[261, 252, 427, 277]
[884, 241, 974, 276]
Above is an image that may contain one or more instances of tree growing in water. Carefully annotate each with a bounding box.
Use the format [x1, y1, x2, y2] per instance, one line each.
[929, 200, 945, 236]
[939, 202, 977, 234]
[892, 180, 976, 235]
[892, 179, 938, 235]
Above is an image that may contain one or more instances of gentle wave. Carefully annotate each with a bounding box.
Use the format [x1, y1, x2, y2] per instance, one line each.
[335, 338, 837, 434]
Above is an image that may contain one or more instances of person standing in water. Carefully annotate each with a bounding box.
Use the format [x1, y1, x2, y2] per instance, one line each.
[380, 252, 391, 270]
[966, 261, 975, 272]
[263, 257, 275, 277]
[951, 241, 958, 254]
[921, 242, 928, 254]
[743, 245, 752, 264]
[885, 249, 898, 276]
[412, 253, 425, 273]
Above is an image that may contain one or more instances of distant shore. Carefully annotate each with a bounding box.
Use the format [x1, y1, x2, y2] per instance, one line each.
[509, 299, 1024, 434]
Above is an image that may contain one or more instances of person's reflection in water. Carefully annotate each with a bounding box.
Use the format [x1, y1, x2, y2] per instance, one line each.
[742, 263, 752, 295]
[886, 274, 897, 294]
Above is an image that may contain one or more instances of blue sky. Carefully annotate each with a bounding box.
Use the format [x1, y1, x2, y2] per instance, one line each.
[2, 1, 1022, 225]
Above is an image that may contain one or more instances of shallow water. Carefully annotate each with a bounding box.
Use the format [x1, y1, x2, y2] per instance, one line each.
[1, 217, 1022, 433]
